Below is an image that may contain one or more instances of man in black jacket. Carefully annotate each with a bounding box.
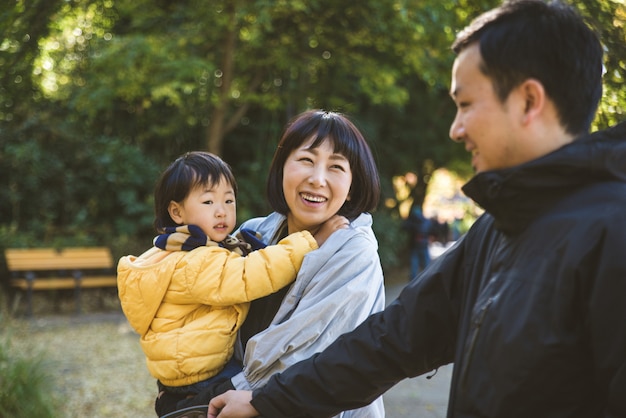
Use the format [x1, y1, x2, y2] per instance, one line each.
[207, 0, 626, 417]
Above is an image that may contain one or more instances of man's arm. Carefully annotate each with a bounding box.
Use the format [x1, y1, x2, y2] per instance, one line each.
[250, 243, 464, 417]
[207, 238, 466, 417]
[208, 283, 456, 418]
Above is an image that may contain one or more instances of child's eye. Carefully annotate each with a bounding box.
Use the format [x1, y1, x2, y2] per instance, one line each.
[203, 200, 213, 205]
[226, 199, 235, 205]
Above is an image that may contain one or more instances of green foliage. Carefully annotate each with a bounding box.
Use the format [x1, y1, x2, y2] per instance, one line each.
[0, 320, 60, 417]
[372, 208, 405, 270]
[0, 110, 159, 256]
[0, 0, 64, 123]
[0, 0, 624, 272]
[576, 0, 626, 128]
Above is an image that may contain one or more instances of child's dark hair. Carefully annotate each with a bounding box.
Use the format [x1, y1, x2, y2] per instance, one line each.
[153, 151, 237, 232]
[267, 110, 380, 220]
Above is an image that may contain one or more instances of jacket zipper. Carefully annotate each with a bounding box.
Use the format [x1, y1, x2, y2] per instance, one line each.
[460, 296, 494, 392]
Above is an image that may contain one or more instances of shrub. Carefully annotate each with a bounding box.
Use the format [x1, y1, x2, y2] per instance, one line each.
[0, 309, 60, 417]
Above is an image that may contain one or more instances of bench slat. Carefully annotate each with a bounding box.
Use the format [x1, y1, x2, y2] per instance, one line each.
[12, 278, 75, 290]
[11, 276, 118, 290]
[5, 247, 113, 271]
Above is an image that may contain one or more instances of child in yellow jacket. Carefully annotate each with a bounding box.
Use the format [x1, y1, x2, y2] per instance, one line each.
[117, 151, 347, 405]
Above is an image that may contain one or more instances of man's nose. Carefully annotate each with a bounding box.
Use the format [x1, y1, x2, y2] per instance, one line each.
[449, 114, 465, 142]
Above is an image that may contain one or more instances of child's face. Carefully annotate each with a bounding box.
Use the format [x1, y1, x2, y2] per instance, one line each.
[169, 177, 236, 242]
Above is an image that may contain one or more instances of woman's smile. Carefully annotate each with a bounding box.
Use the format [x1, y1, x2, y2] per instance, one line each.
[300, 192, 328, 204]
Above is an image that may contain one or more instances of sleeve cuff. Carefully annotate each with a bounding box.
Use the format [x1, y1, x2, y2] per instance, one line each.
[231, 371, 252, 390]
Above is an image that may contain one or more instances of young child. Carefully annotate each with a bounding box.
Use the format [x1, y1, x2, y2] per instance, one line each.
[117, 151, 347, 406]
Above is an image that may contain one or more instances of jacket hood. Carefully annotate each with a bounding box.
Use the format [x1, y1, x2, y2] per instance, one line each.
[117, 247, 177, 335]
[462, 121, 626, 235]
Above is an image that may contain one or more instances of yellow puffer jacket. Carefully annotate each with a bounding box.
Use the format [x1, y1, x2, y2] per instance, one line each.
[117, 231, 317, 387]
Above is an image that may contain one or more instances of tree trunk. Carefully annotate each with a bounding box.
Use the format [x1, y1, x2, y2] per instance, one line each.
[206, 1, 237, 156]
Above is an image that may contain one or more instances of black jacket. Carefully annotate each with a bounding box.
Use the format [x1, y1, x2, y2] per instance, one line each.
[251, 122, 626, 418]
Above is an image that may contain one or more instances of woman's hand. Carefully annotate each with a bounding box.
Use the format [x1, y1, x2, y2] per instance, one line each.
[313, 214, 350, 247]
[207, 390, 259, 418]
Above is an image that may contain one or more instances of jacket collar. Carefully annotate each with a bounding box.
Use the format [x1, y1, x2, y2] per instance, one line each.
[462, 122, 626, 235]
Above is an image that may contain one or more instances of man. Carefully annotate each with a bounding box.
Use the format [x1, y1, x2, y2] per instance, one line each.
[208, 0, 626, 416]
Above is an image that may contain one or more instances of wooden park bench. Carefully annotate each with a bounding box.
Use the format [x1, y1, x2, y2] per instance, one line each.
[5, 247, 118, 316]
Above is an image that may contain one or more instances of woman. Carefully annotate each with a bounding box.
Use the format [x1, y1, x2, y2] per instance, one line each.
[164, 110, 385, 418]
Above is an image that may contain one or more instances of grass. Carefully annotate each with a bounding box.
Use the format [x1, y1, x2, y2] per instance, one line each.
[0, 323, 59, 417]
[1, 287, 156, 418]
[8, 315, 155, 417]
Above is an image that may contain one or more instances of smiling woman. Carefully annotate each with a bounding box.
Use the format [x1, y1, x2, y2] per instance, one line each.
[266, 110, 380, 221]
[169, 110, 386, 418]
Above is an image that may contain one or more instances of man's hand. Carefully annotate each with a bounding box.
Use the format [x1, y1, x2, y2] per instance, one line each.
[207, 390, 259, 418]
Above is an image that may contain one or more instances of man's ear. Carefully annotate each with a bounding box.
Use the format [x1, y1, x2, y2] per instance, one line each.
[520, 78, 546, 124]
[168, 201, 184, 224]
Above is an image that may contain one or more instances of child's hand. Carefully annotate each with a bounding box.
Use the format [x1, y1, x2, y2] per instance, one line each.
[313, 215, 350, 247]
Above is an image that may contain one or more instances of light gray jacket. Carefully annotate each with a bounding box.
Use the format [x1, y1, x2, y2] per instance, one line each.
[232, 212, 386, 417]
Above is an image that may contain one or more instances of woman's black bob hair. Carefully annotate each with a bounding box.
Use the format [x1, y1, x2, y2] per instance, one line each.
[266, 110, 380, 220]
